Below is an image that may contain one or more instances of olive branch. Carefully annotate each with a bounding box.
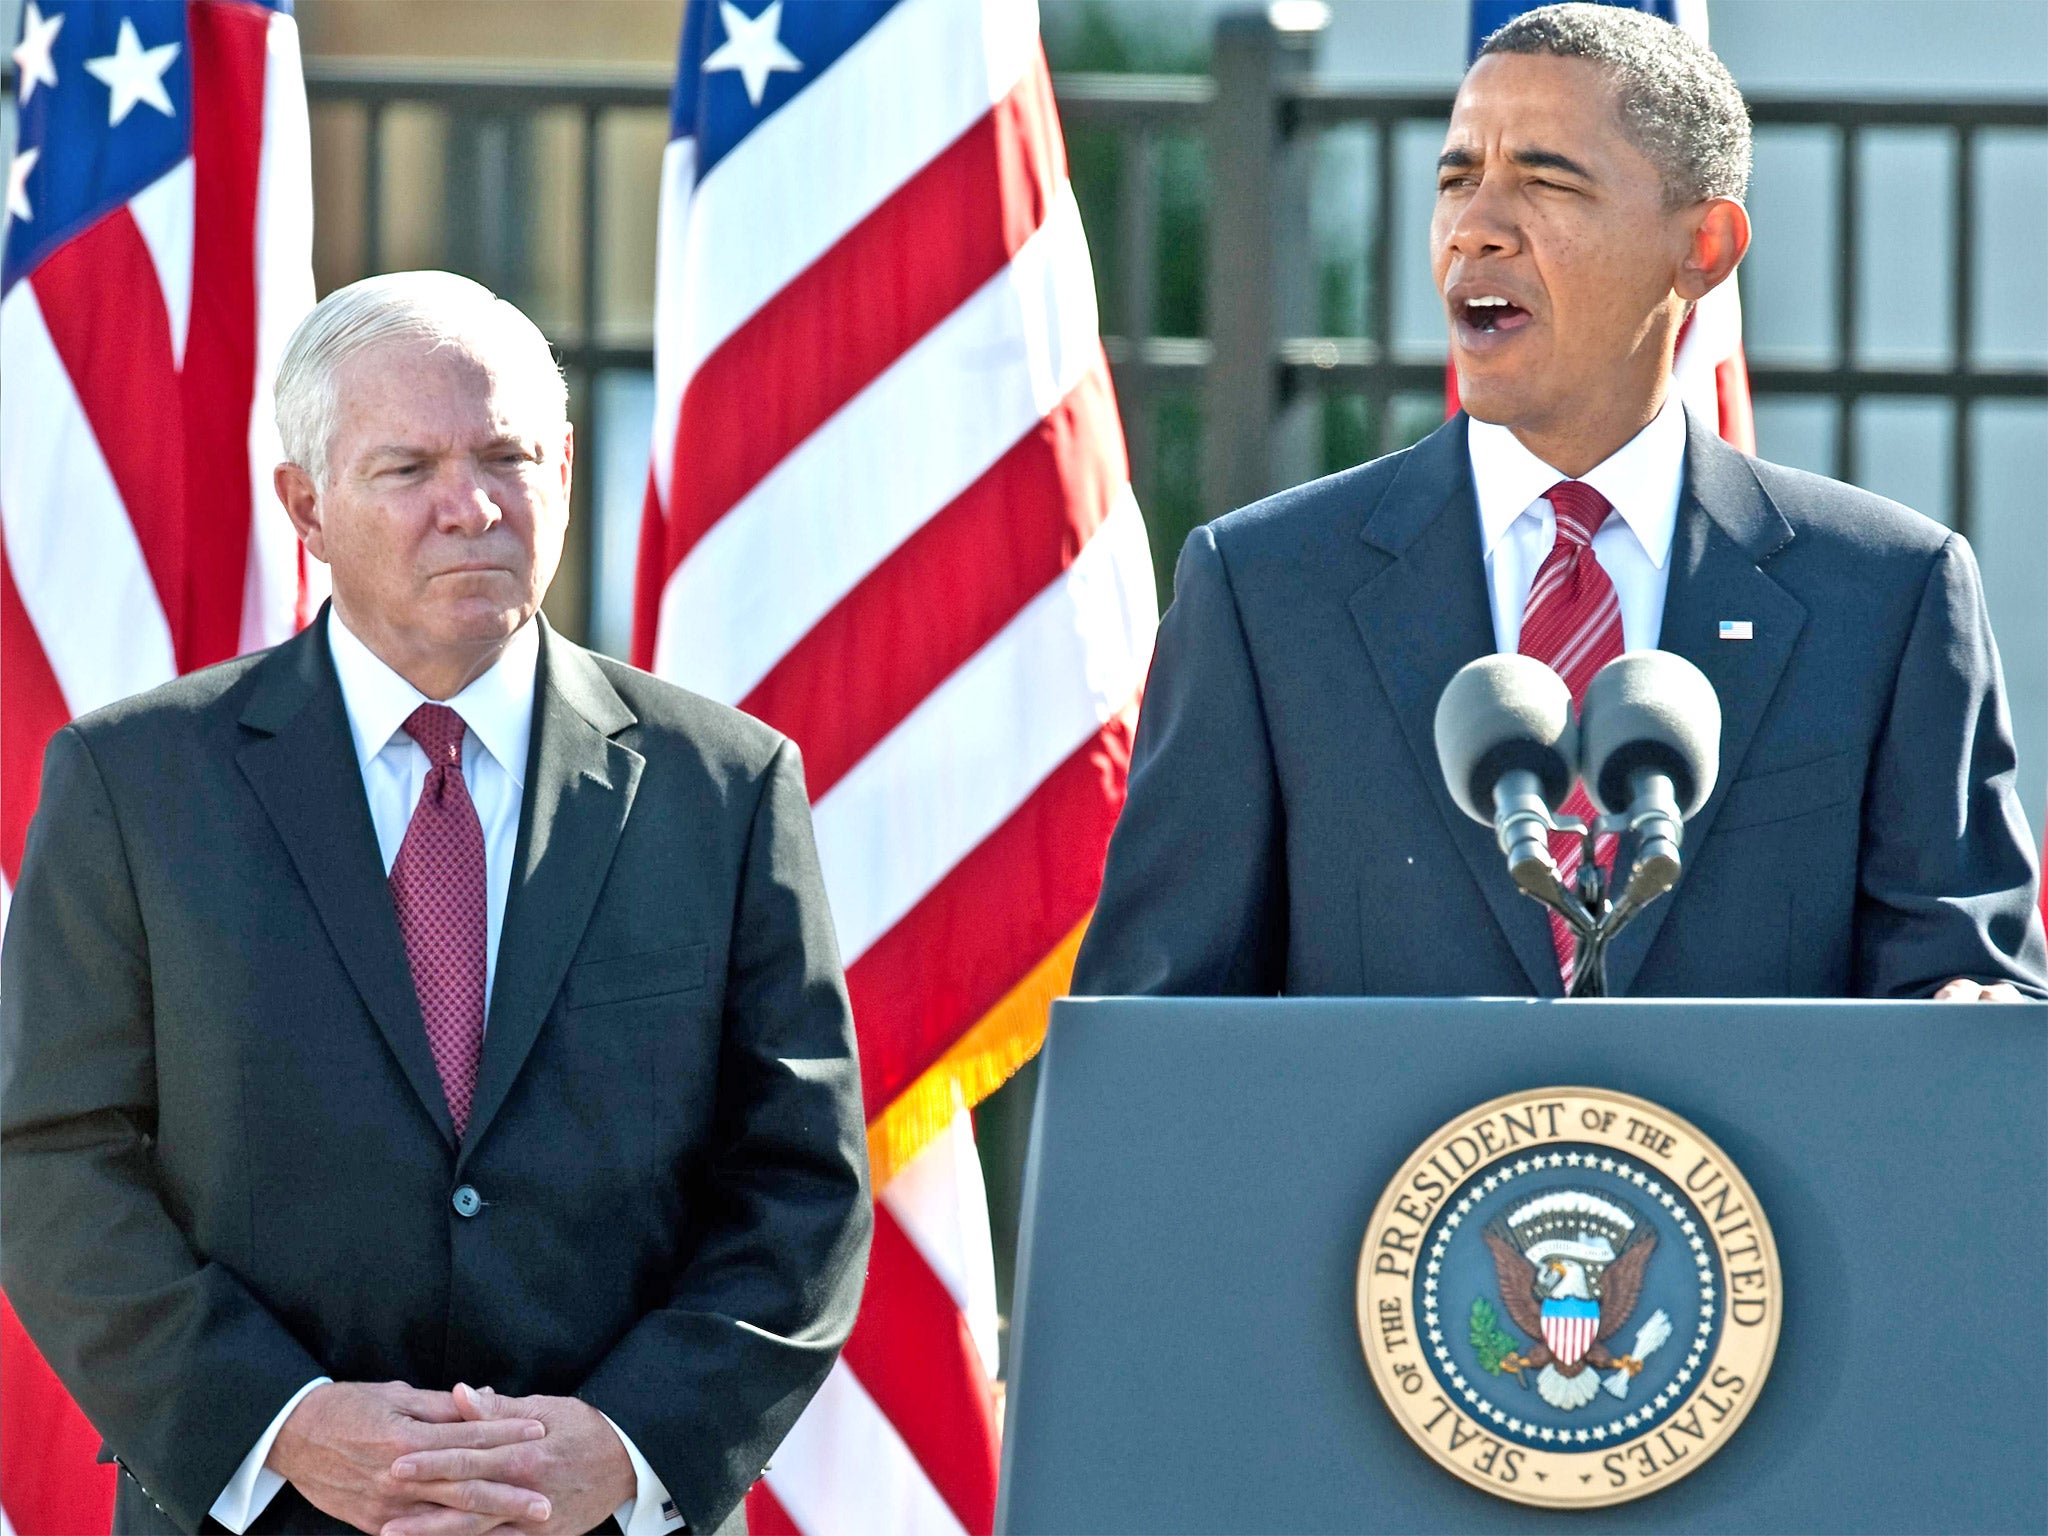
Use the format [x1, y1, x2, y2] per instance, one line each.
[1470, 1296, 1521, 1375]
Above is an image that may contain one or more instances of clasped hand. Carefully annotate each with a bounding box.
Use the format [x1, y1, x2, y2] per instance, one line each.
[269, 1380, 636, 1536]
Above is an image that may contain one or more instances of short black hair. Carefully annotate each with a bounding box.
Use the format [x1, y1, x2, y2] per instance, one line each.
[1476, 2, 1752, 206]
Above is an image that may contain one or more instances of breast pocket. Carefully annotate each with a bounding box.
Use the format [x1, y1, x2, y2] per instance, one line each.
[562, 941, 708, 1011]
[1711, 748, 1865, 835]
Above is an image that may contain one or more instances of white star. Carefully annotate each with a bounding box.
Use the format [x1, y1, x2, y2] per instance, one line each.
[702, 0, 801, 108]
[13, 1, 62, 105]
[84, 18, 180, 127]
[1686, 1351, 1702, 1368]
[1428, 1328, 1443, 1344]
[1575, 1429, 1589, 1443]
[1623, 1412, 1640, 1428]
[1565, 1152, 1582, 1166]
[1445, 1212, 1462, 1229]
[6, 146, 37, 221]
[1600, 1157, 1617, 1172]
[1540, 1427, 1556, 1441]
[1591, 1425, 1607, 1440]
[1426, 1259, 1440, 1276]
[1514, 1159, 1531, 1175]
[1507, 1418, 1523, 1433]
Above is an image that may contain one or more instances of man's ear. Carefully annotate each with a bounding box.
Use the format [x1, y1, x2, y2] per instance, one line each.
[274, 463, 328, 562]
[1676, 198, 1751, 302]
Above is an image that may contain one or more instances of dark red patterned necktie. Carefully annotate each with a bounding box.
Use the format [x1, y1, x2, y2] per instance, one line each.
[388, 703, 486, 1137]
[1518, 480, 1625, 988]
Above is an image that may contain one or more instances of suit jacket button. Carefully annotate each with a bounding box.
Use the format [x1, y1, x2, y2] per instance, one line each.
[451, 1185, 483, 1218]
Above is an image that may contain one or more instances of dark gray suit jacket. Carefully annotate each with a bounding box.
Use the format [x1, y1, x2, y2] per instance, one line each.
[1, 613, 870, 1535]
[1074, 412, 2047, 999]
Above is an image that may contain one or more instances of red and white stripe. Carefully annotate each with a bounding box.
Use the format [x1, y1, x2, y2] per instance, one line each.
[0, 6, 316, 1533]
[1542, 1312, 1598, 1369]
[633, 2, 1155, 1530]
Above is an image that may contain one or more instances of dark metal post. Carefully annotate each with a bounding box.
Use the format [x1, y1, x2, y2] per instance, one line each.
[1203, 12, 1283, 520]
[1118, 126, 1159, 512]
[363, 100, 385, 275]
[1370, 110, 1398, 456]
[1833, 123, 1860, 484]
[1951, 125, 1975, 539]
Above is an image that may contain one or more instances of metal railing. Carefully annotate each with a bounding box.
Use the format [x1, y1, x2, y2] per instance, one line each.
[14, 25, 2037, 623]
[1062, 17, 2048, 543]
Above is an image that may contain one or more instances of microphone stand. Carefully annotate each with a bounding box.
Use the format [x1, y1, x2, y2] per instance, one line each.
[1506, 811, 1673, 998]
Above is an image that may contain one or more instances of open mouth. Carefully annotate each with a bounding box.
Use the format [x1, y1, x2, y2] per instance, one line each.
[1459, 295, 1533, 334]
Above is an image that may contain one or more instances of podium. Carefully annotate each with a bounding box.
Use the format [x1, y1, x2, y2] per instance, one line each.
[996, 998, 2048, 1533]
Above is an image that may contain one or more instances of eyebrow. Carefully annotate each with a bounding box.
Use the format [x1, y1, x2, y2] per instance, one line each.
[1435, 145, 1595, 180]
[363, 435, 536, 462]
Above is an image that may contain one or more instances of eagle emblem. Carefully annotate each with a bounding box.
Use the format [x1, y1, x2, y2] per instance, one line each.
[1479, 1188, 1673, 1411]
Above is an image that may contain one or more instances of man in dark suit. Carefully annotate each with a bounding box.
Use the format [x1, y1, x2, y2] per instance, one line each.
[1073, 4, 2046, 1002]
[1, 272, 870, 1536]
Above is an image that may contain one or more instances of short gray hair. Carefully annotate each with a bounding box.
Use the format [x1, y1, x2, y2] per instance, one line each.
[274, 270, 567, 485]
[1476, 2, 1751, 206]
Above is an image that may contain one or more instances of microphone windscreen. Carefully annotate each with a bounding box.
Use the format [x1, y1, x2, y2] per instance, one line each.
[1578, 651, 1722, 817]
[1433, 655, 1578, 824]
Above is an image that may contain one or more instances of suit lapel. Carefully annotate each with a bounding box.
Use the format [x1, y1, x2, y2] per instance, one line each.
[1604, 416, 1808, 995]
[1348, 416, 1562, 996]
[235, 614, 458, 1146]
[460, 620, 644, 1165]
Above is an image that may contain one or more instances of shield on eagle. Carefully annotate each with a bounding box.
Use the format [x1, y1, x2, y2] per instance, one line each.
[1541, 1296, 1601, 1367]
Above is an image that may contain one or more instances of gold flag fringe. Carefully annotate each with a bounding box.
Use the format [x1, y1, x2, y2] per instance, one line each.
[866, 912, 1092, 1190]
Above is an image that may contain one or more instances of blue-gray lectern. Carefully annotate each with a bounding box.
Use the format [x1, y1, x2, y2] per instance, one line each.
[995, 998, 2047, 1534]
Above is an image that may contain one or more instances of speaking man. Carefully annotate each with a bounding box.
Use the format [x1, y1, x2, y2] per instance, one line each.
[1, 272, 870, 1536]
[1073, 4, 2046, 1001]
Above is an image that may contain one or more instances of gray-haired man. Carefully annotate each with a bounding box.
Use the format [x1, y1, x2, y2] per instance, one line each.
[1073, 4, 2046, 1001]
[2, 272, 870, 1535]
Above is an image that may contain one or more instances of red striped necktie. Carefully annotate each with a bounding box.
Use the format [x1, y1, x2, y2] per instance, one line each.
[1517, 480, 1625, 988]
[388, 703, 487, 1137]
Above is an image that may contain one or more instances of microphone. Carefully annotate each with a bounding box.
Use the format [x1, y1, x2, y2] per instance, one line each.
[1577, 651, 1722, 920]
[1433, 655, 1583, 915]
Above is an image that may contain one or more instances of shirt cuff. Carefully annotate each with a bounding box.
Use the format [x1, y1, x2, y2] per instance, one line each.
[598, 1410, 687, 1535]
[209, 1377, 331, 1535]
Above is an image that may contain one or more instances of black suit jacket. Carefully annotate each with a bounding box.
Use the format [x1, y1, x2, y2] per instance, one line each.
[1074, 412, 2047, 999]
[0, 614, 871, 1534]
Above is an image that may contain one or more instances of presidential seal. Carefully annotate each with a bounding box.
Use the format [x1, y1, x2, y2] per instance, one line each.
[1355, 1088, 1779, 1508]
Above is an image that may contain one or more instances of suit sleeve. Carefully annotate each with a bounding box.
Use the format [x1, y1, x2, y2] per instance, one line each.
[1853, 533, 2048, 997]
[0, 726, 326, 1534]
[577, 739, 871, 1533]
[1070, 523, 1288, 996]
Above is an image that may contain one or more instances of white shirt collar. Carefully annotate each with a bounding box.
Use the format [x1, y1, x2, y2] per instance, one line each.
[326, 607, 539, 789]
[1467, 392, 1687, 570]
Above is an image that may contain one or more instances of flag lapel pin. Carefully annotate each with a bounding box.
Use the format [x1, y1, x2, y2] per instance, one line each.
[1719, 620, 1754, 641]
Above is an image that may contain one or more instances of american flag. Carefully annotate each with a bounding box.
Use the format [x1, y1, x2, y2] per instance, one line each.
[0, 1, 316, 1530]
[631, 1, 1156, 1530]
[1463, 0, 1756, 451]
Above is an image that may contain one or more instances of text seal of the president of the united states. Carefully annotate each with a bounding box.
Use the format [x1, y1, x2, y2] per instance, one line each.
[1356, 1088, 1779, 1508]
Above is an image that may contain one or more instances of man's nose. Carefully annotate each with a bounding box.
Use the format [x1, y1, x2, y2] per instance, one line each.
[433, 471, 503, 534]
[1443, 174, 1520, 262]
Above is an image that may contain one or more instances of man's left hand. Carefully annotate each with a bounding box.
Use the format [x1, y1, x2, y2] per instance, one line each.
[1933, 977, 2027, 1002]
[381, 1384, 636, 1536]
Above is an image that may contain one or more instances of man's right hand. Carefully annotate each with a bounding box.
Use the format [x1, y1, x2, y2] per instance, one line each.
[267, 1381, 551, 1536]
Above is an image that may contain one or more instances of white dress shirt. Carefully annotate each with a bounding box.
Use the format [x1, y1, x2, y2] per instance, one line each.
[211, 611, 681, 1536]
[1468, 391, 1687, 656]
